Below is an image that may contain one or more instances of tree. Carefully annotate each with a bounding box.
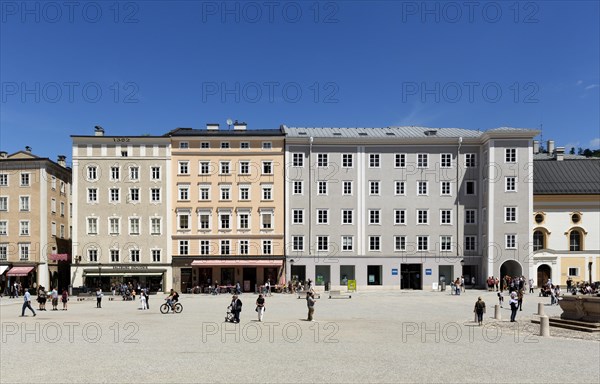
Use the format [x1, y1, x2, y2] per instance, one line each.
[569, 147, 575, 155]
[578, 147, 583, 155]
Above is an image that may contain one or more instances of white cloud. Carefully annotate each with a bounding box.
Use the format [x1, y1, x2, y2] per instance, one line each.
[584, 84, 599, 90]
[590, 138, 600, 149]
[576, 80, 583, 86]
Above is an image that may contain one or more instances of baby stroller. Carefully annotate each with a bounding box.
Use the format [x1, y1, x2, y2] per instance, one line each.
[225, 305, 235, 322]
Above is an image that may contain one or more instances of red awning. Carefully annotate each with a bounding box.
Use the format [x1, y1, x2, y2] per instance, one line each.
[6, 266, 35, 276]
[49, 254, 68, 261]
[191, 260, 283, 267]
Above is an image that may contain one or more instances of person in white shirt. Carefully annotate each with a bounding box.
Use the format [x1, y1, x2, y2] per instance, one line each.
[21, 289, 36, 317]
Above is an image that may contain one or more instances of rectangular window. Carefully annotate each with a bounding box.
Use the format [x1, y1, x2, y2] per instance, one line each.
[220, 186, 231, 200]
[369, 154, 380, 168]
[178, 185, 189, 201]
[221, 142, 230, 149]
[369, 181, 380, 195]
[318, 181, 327, 195]
[199, 213, 210, 230]
[568, 267, 579, 277]
[465, 153, 477, 167]
[239, 186, 249, 201]
[342, 154, 353, 168]
[342, 236, 353, 251]
[395, 181, 405, 196]
[51, 176, 56, 190]
[111, 166, 120, 181]
[129, 188, 140, 202]
[111, 249, 120, 263]
[152, 250, 161, 263]
[505, 148, 517, 163]
[417, 181, 428, 196]
[465, 236, 477, 251]
[465, 181, 476, 195]
[201, 142, 210, 149]
[292, 236, 304, 251]
[292, 209, 304, 224]
[151, 188, 161, 202]
[60, 202, 65, 216]
[121, 150, 128, 157]
[60, 224, 65, 238]
[110, 188, 120, 203]
[342, 210, 353, 224]
[441, 153, 452, 168]
[0, 196, 7, 211]
[239, 161, 250, 175]
[87, 166, 97, 180]
[19, 221, 30, 236]
[439, 236, 452, 252]
[0, 244, 8, 260]
[262, 240, 272, 255]
[369, 236, 381, 251]
[317, 154, 328, 167]
[262, 186, 272, 200]
[465, 209, 477, 224]
[220, 213, 231, 230]
[220, 161, 230, 175]
[19, 196, 30, 211]
[394, 209, 406, 225]
[395, 153, 406, 168]
[505, 177, 516, 192]
[293, 181, 303, 195]
[0, 221, 7, 235]
[293, 153, 304, 167]
[109, 218, 120, 235]
[317, 236, 329, 252]
[369, 210, 380, 225]
[317, 209, 329, 224]
[417, 210, 429, 225]
[87, 248, 97, 262]
[179, 240, 189, 255]
[394, 236, 406, 251]
[87, 218, 98, 235]
[199, 186, 210, 201]
[262, 142, 272, 150]
[179, 214, 189, 230]
[239, 213, 249, 229]
[51, 198, 56, 213]
[262, 161, 273, 175]
[505, 234, 517, 249]
[220, 240, 230, 255]
[239, 240, 249, 255]
[440, 210, 452, 225]
[417, 236, 429, 251]
[51, 222, 57, 237]
[200, 241, 210, 255]
[240, 142, 249, 149]
[129, 166, 139, 181]
[417, 154, 429, 168]
[200, 162, 210, 175]
[343, 181, 353, 195]
[129, 218, 140, 235]
[0, 174, 7, 186]
[20, 173, 30, 186]
[441, 181, 451, 196]
[151, 218, 161, 235]
[505, 207, 517, 222]
[179, 161, 189, 175]
[179, 141, 189, 149]
[151, 166, 161, 180]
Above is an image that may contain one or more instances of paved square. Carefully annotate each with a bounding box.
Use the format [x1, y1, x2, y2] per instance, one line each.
[1, 290, 599, 383]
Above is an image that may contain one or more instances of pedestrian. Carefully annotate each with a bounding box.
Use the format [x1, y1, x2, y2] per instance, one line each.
[461, 276, 465, 293]
[529, 278, 534, 293]
[517, 289, 524, 311]
[230, 295, 242, 323]
[473, 297, 486, 326]
[131, 289, 136, 300]
[112, 285, 116, 296]
[14, 282, 19, 298]
[509, 292, 518, 322]
[50, 287, 59, 310]
[265, 279, 272, 296]
[497, 291, 504, 307]
[37, 286, 46, 311]
[20, 288, 36, 317]
[256, 294, 265, 321]
[554, 285, 561, 305]
[140, 290, 147, 310]
[494, 277, 499, 292]
[96, 287, 103, 308]
[306, 292, 316, 321]
[144, 287, 150, 309]
[454, 278, 461, 295]
[61, 289, 69, 310]
[550, 285, 557, 305]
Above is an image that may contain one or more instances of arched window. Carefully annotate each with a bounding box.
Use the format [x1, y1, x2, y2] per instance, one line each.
[569, 230, 582, 251]
[533, 231, 545, 251]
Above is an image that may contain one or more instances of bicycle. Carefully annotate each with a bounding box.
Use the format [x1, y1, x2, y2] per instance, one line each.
[160, 300, 183, 314]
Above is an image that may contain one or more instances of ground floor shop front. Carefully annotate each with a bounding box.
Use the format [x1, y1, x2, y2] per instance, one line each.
[172, 258, 284, 293]
[70, 265, 172, 293]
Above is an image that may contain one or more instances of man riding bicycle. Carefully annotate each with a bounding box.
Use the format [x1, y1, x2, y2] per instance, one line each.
[166, 289, 179, 310]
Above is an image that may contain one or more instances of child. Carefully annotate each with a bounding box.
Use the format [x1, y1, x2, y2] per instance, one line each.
[497, 292, 504, 308]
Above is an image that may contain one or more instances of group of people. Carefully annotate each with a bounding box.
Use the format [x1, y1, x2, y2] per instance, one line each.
[451, 276, 474, 295]
[20, 287, 69, 317]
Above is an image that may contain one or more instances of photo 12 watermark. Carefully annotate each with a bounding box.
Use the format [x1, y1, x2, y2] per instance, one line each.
[401, 82, 540, 104]
[201, 81, 339, 104]
[399, 1, 540, 24]
[200, 1, 339, 24]
[201, 321, 340, 343]
[401, 321, 539, 344]
[1, 82, 140, 104]
[1, 1, 140, 24]
[1, 321, 140, 344]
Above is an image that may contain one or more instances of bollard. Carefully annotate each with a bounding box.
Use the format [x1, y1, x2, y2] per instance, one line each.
[537, 302, 545, 316]
[539, 315, 550, 337]
[494, 304, 501, 320]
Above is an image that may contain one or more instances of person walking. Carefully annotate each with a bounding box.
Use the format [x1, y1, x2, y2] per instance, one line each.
[454, 278, 461, 295]
[509, 292, 519, 322]
[265, 279, 272, 296]
[144, 287, 150, 309]
[497, 291, 504, 308]
[96, 287, 103, 308]
[20, 288, 36, 317]
[37, 286, 46, 311]
[550, 285, 557, 305]
[140, 290, 147, 310]
[461, 276, 466, 293]
[50, 287, 59, 310]
[230, 295, 242, 323]
[529, 278, 535, 294]
[494, 277, 499, 292]
[256, 294, 265, 322]
[306, 292, 316, 321]
[473, 297, 486, 326]
[517, 289, 524, 311]
[61, 289, 69, 310]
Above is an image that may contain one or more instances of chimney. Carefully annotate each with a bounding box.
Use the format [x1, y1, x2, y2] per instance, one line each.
[94, 126, 105, 136]
[533, 140, 540, 154]
[57, 155, 67, 168]
[233, 121, 247, 130]
[555, 147, 565, 161]
[206, 123, 219, 130]
[0, 151, 7, 159]
[25, 146, 32, 153]
[547, 140, 555, 154]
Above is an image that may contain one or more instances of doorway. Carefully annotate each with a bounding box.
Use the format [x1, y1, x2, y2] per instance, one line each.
[367, 265, 382, 285]
[401, 264, 422, 289]
[220, 268, 234, 286]
[537, 264, 551, 287]
[291, 265, 306, 282]
[243, 268, 257, 292]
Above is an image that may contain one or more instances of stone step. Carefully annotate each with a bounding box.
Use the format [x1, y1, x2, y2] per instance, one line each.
[531, 318, 600, 333]
[550, 318, 600, 329]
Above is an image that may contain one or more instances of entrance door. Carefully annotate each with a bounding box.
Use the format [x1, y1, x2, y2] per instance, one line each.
[291, 265, 306, 282]
[221, 268, 234, 286]
[401, 264, 422, 290]
[243, 268, 257, 292]
[537, 264, 551, 287]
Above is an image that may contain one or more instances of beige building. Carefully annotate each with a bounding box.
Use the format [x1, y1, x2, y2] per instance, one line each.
[167, 123, 285, 292]
[70, 127, 172, 292]
[0, 148, 72, 292]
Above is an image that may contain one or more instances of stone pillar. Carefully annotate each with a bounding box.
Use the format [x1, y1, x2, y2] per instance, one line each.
[537, 302, 545, 316]
[539, 316, 550, 337]
[494, 304, 501, 320]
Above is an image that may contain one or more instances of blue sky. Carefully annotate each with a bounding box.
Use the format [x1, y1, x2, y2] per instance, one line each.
[1, 1, 598, 161]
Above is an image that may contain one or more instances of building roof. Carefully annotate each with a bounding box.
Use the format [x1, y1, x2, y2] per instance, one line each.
[533, 153, 589, 160]
[165, 128, 285, 137]
[283, 126, 538, 139]
[534, 159, 600, 195]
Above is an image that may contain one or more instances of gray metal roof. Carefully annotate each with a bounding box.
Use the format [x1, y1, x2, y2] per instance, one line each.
[533, 153, 589, 161]
[534, 159, 600, 194]
[283, 126, 536, 138]
[165, 128, 284, 137]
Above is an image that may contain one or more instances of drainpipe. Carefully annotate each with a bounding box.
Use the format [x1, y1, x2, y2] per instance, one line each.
[457, 137, 462, 274]
[308, 137, 313, 260]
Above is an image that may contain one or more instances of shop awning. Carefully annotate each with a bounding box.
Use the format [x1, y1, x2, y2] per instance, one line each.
[49, 254, 68, 261]
[191, 260, 283, 267]
[0, 266, 9, 275]
[84, 272, 164, 277]
[6, 266, 34, 276]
